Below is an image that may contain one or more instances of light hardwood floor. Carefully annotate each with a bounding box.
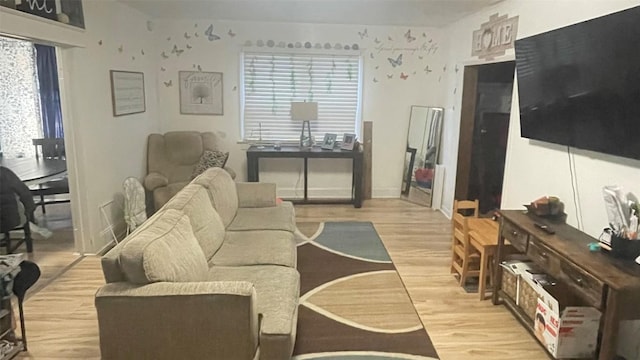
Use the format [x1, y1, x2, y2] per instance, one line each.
[17, 199, 548, 359]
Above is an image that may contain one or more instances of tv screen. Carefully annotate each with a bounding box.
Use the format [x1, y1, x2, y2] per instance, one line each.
[515, 6, 640, 160]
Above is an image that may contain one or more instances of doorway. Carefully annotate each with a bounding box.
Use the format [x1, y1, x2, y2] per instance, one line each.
[455, 61, 515, 214]
[0, 35, 79, 293]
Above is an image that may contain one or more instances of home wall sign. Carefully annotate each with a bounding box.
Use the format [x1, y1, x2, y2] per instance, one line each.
[471, 13, 519, 60]
[1, 0, 85, 28]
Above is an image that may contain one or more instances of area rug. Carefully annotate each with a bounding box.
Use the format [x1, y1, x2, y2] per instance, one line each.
[293, 222, 440, 360]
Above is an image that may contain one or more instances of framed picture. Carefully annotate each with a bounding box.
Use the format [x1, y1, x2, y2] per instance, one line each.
[341, 133, 357, 150]
[321, 133, 337, 150]
[179, 71, 223, 115]
[110, 70, 146, 116]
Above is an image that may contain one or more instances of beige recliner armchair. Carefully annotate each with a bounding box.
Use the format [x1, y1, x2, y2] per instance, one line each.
[144, 131, 234, 211]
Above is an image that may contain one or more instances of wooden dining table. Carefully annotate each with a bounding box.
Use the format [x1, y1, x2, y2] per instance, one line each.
[466, 218, 501, 299]
[0, 157, 67, 185]
[467, 218, 500, 243]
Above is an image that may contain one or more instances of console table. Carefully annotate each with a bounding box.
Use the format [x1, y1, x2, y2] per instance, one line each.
[493, 210, 640, 360]
[246, 145, 363, 208]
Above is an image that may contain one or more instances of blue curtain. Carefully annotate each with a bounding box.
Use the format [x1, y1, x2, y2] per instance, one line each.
[34, 44, 64, 139]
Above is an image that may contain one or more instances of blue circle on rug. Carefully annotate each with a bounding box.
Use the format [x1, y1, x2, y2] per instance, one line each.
[313, 222, 391, 262]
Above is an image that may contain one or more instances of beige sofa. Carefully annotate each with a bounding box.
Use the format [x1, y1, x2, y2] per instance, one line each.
[96, 168, 299, 360]
[144, 131, 235, 211]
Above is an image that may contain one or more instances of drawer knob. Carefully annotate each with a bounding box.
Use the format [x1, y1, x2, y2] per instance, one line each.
[575, 277, 583, 285]
[540, 252, 548, 258]
[512, 231, 518, 236]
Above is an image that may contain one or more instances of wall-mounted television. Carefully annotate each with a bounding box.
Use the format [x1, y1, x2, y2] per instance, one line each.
[514, 6, 640, 160]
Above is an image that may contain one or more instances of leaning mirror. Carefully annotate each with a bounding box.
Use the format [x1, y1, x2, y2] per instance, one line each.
[401, 106, 444, 207]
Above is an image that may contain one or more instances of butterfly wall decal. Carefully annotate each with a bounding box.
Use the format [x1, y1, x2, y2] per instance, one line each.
[387, 54, 403, 68]
[455, 65, 459, 73]
[205, 25, 221, 41]
[184, 32, 191, 39]
[171, 45, 184, 56]
[164, 80, 172, 87]
[228, 29, 236, 37]
[422, 32, 427, 38]
[374, 37, 381, 44]
[375, 65, 379, 70]
[118, 45, 123, 53]
[160, 67, 166, 71]
[161, 51, 169, 59]
[166, 37, 171, 41]
[387, 36, 393, 41]
[443, 65, 447, 72]
[186, 44, 193, 49]
[232, 86, 237, 91]
[194, 32, 199, 38]
[131, 56, 135, 61]
[98, 40, 103, 46]
[197, 65, 202, 72]
[141, 49, 145, 55]
[404, 30, 416, 43]
[400, 72, 408, 80]
[387, 74, 393, 79]
[358, 29, 368, 39]
[370, 53, 374, 59]
[424, 65, 432, 74]
[454, 87, 457, 94]
[418, 55, 424, 60]
[373, 78, 378, 83]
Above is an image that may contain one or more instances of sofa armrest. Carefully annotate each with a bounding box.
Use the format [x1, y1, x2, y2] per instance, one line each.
[236, 182, 277, 208]
[224, 166, 236, 179]
[95, 281, 259, 360]
[144, 172, 169, 191]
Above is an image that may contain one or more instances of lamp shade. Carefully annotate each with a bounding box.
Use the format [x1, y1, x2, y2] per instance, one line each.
[291, 102, 318, 121]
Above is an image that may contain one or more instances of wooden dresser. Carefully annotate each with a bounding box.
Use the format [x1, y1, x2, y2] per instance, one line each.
[493, 210, 640, 360]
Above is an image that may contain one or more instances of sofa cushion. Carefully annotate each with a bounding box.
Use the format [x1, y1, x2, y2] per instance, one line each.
[206, 265, 299, 358]
[227, 202, 296, 232]
[209, 230, 296, 268]
[164, 184, 226, 261]
[120, 209, 209, 285]
[192, 167, 239, 227]
[191, 150, 229, 179]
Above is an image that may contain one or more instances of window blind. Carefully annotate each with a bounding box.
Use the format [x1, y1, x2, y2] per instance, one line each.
[241, 52, 362, 142]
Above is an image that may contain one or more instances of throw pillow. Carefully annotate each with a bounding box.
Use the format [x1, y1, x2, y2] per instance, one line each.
[192, 150, 229, 179]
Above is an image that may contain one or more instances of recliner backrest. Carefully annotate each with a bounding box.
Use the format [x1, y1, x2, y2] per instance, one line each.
[147, 131, 221, 184]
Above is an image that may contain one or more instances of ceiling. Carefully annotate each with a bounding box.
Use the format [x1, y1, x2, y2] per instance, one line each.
[119, 0, 503, 27]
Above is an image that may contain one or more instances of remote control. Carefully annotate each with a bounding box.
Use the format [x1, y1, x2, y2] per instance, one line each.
[534, 223, 555, 234]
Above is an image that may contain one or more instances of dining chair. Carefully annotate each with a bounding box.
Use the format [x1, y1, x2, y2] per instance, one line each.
[13, 260, 41, 351]
[30, 138, 70, 214]
[468, 230, 497, 300]
[450, 213, 481, 287]
[453, 199, 479, 217]
[33, 138, 65, 159]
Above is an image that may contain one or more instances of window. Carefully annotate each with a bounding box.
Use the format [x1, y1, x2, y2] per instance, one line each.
[241, 52, 362, 142]
[0, 37, 42, 158]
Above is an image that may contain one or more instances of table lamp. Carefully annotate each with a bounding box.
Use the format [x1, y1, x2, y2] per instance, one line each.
[291, 101, 317, 148]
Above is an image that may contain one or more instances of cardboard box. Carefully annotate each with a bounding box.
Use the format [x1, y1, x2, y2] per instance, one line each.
[534, 297, 601, 358]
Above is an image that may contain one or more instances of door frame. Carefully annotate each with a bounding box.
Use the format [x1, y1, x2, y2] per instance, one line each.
[454, 59, 516, 204]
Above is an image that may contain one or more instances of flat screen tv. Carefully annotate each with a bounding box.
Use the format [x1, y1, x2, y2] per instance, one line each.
[515, 6, 640, 160]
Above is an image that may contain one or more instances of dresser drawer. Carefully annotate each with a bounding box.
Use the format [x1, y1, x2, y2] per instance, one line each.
[557, 261, 605, 309]
[526, 239, 558, 269]
[501, 220, 529, 252]
[527, 238, 604, 309]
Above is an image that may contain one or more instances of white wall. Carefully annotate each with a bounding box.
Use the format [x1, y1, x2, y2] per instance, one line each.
[153, 19, 446, 198]
[441, 0, 640, 234]
[442, 1, 640, 358]
[1, 0, 160, 253]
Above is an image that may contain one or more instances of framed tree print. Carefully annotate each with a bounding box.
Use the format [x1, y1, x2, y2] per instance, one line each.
[179, 71, 223, 115]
